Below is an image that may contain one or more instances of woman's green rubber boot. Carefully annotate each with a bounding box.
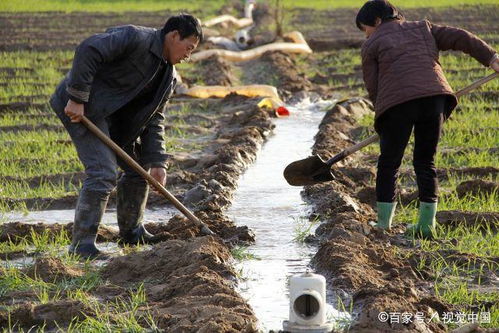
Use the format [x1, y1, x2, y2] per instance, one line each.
[406, 202, 437, 238]
[376, 202, 397, 230]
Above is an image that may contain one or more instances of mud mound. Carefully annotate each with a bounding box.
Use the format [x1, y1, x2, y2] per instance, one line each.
[102, 236, 257, 331]
[0, 222, 70, 243]
[197, 55, 236, 86]
[1, 194, 78, 211]
[0, 300, 91, 330]
[103, 237, 226, 284]
[240, 51, 311, 98]
[436, 210, 499, 230]
[0, 222, 118, 243]
[263, 51, 312, 95]
[24, 256, 84, 283]
[456, 179, 498, 198]
[337, 167, 375, 186]
[399, 166, 499, 184]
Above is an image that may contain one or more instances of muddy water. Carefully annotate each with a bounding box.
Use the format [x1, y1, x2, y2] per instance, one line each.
[227, 98, 349, 331]
[3, 207, 177, 226]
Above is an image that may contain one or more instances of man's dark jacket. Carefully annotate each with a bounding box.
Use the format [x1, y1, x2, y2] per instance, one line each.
[50, 25, 176, 168]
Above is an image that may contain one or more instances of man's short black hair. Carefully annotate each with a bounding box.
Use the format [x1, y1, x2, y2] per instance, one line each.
[356, 0, 404, 30]
[162, 13, 203, 42]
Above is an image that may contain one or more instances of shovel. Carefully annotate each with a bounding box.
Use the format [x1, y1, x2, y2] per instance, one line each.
[284, 72, 498, 186]
[80, 115, 215, 236]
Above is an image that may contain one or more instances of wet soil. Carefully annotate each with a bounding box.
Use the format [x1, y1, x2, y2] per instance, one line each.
[24, 256, 84, 282]
[101, 236, 257, 332]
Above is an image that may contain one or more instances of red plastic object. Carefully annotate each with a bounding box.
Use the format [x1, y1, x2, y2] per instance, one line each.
[276, 106, 290, 117]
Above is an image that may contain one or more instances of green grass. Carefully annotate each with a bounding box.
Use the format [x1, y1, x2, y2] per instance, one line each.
[0, 266, 52, 297]
[422, 223, 497, 257]
[412, 252, 498, 328]
[396, 190, 498, 224]
[1, 179, 79, 199]
[330, 295, 355, 331]
[231, 245, 259, 261]
[1, 0, 496, 12]
[0, 114, 60, 127]
[0, 258, 158, 331]
[0, 0, 226, 13]
[0, 228, 70, 257]
[293, 215, 319, 243]
[0, 158, 82, 178]
[65, 284, 160, 332]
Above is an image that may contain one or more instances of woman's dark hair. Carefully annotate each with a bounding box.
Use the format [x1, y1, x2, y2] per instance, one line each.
[162, 13, 204, 42]
[355, 0, 404, 30]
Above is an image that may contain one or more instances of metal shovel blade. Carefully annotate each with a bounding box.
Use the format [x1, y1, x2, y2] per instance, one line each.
[283, 155, 335, 186]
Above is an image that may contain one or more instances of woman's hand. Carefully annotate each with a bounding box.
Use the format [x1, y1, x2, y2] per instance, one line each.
[64, 99, 84, 123]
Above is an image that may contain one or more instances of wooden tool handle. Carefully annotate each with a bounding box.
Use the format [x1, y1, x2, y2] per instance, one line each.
[455, 72, 498, 97]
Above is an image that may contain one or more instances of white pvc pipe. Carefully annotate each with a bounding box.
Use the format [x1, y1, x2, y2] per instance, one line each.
[203, 15, 253, 28]
[244, 0, 256, 18]
[191, 31, 312, 63]
[203, 0, 255, 28]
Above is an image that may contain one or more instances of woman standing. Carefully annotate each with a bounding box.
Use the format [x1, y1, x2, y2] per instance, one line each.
[356, 0, 499, 237]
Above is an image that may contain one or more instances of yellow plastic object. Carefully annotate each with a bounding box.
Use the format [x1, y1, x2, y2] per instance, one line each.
[191, 31, 312, 63]
[257, 97, 290, 117]
[257, 97, 282, 109]
[184, 85, 281, 101]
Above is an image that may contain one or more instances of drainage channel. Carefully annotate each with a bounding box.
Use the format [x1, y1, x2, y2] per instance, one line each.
[3, 208, 177, 227]
[227, 98, 350, 331]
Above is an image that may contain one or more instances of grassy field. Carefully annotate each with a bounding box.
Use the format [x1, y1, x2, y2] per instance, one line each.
[1, 0, 497, 12]
[0, 0, 225, 12]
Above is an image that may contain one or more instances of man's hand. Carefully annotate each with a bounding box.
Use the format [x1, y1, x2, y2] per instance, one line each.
[64, 99, 85, 123]
[150, 167, 167, 186]
[491, 57, 499, 73]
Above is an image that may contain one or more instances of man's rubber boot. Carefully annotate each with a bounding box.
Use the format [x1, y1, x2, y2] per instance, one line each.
[406, 202, 437, 239]
[117, 178, 154, 245]
[375, 202, 397, 230]
[68, 189, 110, 260]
